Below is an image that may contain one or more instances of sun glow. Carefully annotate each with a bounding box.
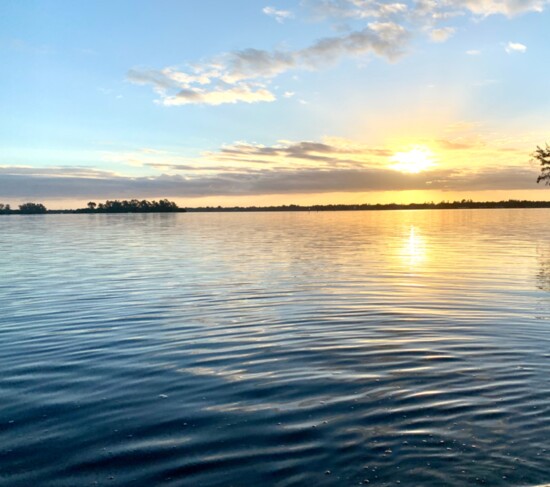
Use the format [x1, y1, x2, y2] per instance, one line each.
[390, 146, 435, 173]
[400, 226, 427, 266]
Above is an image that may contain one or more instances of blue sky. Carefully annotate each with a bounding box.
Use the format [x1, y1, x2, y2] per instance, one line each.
[1, 0, 550, 207]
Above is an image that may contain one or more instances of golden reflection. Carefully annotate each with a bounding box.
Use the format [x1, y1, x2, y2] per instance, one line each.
[400, 226, 427, 267]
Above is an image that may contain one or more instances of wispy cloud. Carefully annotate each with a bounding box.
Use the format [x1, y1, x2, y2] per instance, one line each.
[263, 6, 294, 23]
[456, 0, 548, 16]
[429, 27, 456, 43]
[3, 38, 54, 55]
[99, 133, 532, 176]
[129, 0, 547, 106]
[0, 129, 540, 199]
[102, 138, 393, 172]
[128, 22, 409, 106]
[505, 41, 527, 53]
[0, 165, 538, 200]
[306, 1, 410, 20]
[313, 0, 549, 19]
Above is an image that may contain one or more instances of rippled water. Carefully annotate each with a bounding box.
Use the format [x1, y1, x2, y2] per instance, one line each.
[1, 210, 550, 486]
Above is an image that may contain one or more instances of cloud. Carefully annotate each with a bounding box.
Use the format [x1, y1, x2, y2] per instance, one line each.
[1, 130, 538, 201]
[432, 167, 538, 190]
[453, 0, 548, 16]
[162, 85, 276, 106]
[309, 0, 548, 20]
[505, 41, 527, 53]
[4, 38, 54, 55]
[306, 1, 411, 21]
[127, 67, 278, 106]
[0, 165, 120, 178]
[307, 0, 550, 38]
[101, 134, 532, 177]
[437, 138, 486, 150]
[300, 22, 409, 64]
[204, 139, 393, 168]
[262, 6, 293, 22]
[466, 49, 482, 55]
[128, 22, 410, 106]
[99, 137, 394, 173]
[429, 27, 456, 43]
[128, 0, 547, 106]
[0, 164, 538, 200]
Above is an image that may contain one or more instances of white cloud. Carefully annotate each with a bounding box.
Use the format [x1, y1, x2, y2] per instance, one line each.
[162, 85, 277, 106]
[454, 0, 548, 16]
[429, 27, 456, 43]
[310, 0, 548, 20]
[466, 49, 482, 55]
[262, 6, 293, 22]
[129, 22, 409, 106]
[130, 0, 547, 106]
[505, 41, 527, 53]
[314, 1, 409, 20]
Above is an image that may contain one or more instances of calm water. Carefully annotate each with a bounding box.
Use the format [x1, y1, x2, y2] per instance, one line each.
[1, 210, 550, 486]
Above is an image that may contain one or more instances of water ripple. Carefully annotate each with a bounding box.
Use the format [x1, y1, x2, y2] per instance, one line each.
[1, 210, 550, 486]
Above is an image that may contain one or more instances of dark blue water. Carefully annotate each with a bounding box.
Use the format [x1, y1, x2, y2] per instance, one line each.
[1, 210, 549, 486]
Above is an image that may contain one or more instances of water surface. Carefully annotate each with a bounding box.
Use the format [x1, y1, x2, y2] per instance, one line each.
[1, 210, 549, 486]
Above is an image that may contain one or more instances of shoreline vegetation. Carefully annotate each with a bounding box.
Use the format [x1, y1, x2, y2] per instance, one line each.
[0, 199, 186, 215]
[187, 200, 550, 212]
[3, 199, 550, 214]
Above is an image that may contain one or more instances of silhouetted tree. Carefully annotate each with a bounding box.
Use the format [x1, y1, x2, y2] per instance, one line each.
[534, 144, 550, 185]
[75, 199, 183, 213]
[19, 203, 47, 214]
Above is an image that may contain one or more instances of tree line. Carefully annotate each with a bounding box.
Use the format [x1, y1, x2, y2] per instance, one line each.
[78, 199, 183, 213]
[0, 203, 47, 214]
[4, 198, 550, 214]
[187, 200, 550, 212]
[0, 199, 184, 215]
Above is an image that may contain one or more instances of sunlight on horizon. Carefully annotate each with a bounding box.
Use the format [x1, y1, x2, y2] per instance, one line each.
[2, 1, 549, 206]
[390, 146, 436, 174]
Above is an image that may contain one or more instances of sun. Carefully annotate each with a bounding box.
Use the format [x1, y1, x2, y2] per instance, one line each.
[390, 146, 435, 173]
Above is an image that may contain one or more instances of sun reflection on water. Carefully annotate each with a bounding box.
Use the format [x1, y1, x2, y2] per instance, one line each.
[400, 226, 427, 267]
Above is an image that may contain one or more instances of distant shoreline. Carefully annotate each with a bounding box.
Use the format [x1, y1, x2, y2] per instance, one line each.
[3, 200, 550, 214]
[185, 200, 550, 212]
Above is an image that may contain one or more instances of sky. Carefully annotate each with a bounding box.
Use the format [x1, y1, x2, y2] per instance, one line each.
[1, 0, 550, 208]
